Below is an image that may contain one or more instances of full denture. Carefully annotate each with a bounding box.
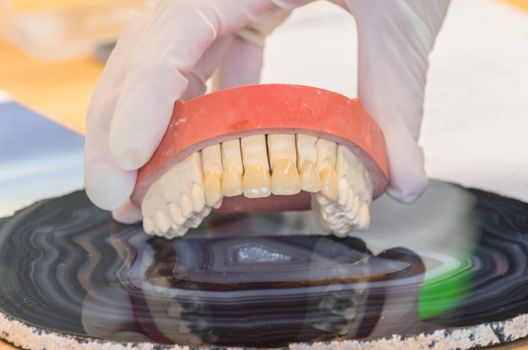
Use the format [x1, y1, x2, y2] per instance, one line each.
[133, 84, 389, 239]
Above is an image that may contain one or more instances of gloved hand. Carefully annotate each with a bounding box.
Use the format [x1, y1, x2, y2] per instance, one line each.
[84, 0, 450, 223]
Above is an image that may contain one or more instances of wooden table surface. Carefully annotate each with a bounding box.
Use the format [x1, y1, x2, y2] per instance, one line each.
[1, 0, 527, 348]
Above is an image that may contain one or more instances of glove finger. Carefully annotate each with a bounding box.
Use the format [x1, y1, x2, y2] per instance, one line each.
[213, 8, 291, 89]
[214, 35, 264, 90]
[112, 199, 143, 224]
[344, 0, 450, 202]
[182, 35, 234, 100]
[84, 0, 160, 210]
[108, 0, 283, 171]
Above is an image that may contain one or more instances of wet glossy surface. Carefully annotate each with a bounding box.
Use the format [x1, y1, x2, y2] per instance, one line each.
[1, 181, 528, 347]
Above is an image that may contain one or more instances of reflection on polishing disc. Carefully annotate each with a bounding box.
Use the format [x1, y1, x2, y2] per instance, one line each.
[1, 181, 528, 348]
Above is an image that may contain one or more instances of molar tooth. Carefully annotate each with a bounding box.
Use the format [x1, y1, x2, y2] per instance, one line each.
[242, 165, 271, 198]
[143, 217, 155, 234]
[299, 160, 321, 192]
[345, 194, 360, 220]
[271, 159, 301, 195]
[222, 166, 243, 197]
[191, 183, 205, 212]
[241, 135, 271, 198]
[181, 194, 194, 217]
[154, 210, 171, 233]
[165, 229, 185, 240]
[169, 203, 185, 225]
[187, 214, 202, 229]
[357, 203, 370, 230]
[337, 178, 349, 206]
[320, 165, 338, 201]
[204, 172, 223, 207]
[201, 206, 212, 217]
[315, 193, 330, 206]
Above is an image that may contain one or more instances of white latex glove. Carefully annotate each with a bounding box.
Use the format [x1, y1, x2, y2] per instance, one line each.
[338, 0, 451, 203]
[84, 0, 296, 223]
[84, 0, 450, 223]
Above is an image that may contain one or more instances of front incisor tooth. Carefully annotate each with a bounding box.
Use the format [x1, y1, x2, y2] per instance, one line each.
[299, 160, 321, 192]
[268, 135, 300, 195]
[241, 135, 271, 198]
[242, 165, 271, 198]
[320, 166, 338, 201]
[204, 172, 223, 206]
[271, 159, 301, 195]
[222, 166, 243, 197]
[221, 139, 244, 197]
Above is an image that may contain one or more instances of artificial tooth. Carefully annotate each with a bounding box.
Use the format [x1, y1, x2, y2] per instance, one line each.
[336, 145, 373, 203]
[187, 215, 203, 229]
[143, 217, 155, 234]
[181, 194, 194, 217]
[345, 194, 360, 220]
[315, 139, 338, 201]
[267, 134, 297, 167]
[242, 165, 271, 198]
[241, 135, 271, 198]
[221, 139, 244, 197]
[169, 203, 185, 226]
[320, 165, 338, 201]
[222, 166, 243, 197]
[357, 203, 370, 230]
[316, 192, 330, 206]
[201, 145, 223, 207]
[204, 172, 223, 207]
[299, 160, 321, 192]
[315, 139, 337, 172]
[337, 178, 349, 206]
[154, 210, 171, 233]
[201, 144, 223, 174]
[271, 159, 301, 195]
[268, 134, 300, 195]
[296, 135, 317, 167]
[191, 183, 206, 211]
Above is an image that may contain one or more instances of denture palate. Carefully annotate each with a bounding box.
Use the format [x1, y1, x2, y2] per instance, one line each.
[141, 134, 374, 238]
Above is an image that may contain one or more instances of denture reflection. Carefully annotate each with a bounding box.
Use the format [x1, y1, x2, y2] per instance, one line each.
[4, 181, 528, 349]
[83, 221, 424, 347]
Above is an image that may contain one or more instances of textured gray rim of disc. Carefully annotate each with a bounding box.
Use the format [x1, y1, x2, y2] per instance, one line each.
[1, 309, 527, 350]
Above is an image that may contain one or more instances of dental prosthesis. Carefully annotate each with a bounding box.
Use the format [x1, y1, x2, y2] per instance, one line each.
[132, 85, 388, 239]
